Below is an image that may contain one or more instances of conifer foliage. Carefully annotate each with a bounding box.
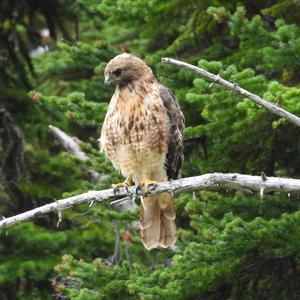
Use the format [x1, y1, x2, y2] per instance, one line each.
[2, 0, 300, 299]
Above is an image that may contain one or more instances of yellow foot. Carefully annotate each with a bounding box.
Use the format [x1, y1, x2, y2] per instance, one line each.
[112, 177, 133, 191]
[138, 179, 158, 194]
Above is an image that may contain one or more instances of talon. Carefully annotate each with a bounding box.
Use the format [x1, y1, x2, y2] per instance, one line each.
[135, 186, 141, 195]
[113, 188, 118, 196]
[136, 185, 141, 194]
[112, 182, 126, 190]
[112, 177, 133, 192]
[134, 195, 141, 206]
[138, 179, 158, 195]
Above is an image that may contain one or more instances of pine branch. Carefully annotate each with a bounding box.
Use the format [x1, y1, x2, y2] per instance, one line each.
[161, 57, 300, 128]
[1, 173, 300, 229]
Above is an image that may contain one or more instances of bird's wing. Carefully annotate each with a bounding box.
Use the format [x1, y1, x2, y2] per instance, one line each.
[159, 85, 185, 180]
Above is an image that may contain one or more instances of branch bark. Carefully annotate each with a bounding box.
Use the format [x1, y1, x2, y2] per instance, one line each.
[1, 172, 300, 229]
[161, 57, 300, 128]
[49, 125, 88, 160]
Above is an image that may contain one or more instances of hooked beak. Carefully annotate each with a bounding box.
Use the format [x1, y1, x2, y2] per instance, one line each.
[104, 75, 111, 85]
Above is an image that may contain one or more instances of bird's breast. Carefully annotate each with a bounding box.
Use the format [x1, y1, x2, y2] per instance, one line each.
[101, 84, 170, 163]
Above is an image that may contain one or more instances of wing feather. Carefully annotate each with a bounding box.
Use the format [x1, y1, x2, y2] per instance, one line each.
[159, 85, 185, 180]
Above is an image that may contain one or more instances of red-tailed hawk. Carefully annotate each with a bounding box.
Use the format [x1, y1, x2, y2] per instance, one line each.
[100, 53, 184, 250]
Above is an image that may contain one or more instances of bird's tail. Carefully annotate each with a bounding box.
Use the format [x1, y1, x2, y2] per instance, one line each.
[140, 192, 176, 250]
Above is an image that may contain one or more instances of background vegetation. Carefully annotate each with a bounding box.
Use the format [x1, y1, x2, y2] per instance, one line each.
[1, 0, 300, 298]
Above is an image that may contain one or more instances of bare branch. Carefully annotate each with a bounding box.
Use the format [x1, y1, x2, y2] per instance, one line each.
[49, 125, 109, 183]
[161, 57, 300, 128]
[1, 173, 300, 229]
[49, 125, 88, 160]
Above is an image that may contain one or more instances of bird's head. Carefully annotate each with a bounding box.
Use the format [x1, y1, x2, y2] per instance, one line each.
[104, 53, 154, 86]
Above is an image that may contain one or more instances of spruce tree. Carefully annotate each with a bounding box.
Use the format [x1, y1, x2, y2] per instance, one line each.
[2, 0, 300, 299]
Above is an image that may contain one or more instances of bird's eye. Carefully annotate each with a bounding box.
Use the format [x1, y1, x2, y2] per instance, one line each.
[112, 68, 122, 76]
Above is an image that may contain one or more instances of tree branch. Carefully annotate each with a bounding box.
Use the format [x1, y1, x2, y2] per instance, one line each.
[49, 125, 88, 160]
[161, 57, 300, 128]
[49, 125, 109, 183]
[1, 173, 300, 229]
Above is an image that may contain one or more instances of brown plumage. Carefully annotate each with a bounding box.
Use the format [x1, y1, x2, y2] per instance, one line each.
[100, 53, 184, 250]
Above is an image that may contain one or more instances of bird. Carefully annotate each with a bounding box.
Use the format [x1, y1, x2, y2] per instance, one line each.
[99, 53, 184, 250]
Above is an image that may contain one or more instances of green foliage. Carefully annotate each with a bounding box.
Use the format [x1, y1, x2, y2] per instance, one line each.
[3, 0, 300, 299]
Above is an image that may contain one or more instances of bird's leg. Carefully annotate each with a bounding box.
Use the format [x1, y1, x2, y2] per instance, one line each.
[137, 179, 158, 195]
[112, 177, 133, 193]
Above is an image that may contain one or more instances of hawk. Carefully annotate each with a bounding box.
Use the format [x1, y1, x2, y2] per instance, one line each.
[100, 53, 184, 250]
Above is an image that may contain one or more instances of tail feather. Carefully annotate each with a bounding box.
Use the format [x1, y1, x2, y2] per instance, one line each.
[140, 192, 176, 250]
[159, 217, 176, 248]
